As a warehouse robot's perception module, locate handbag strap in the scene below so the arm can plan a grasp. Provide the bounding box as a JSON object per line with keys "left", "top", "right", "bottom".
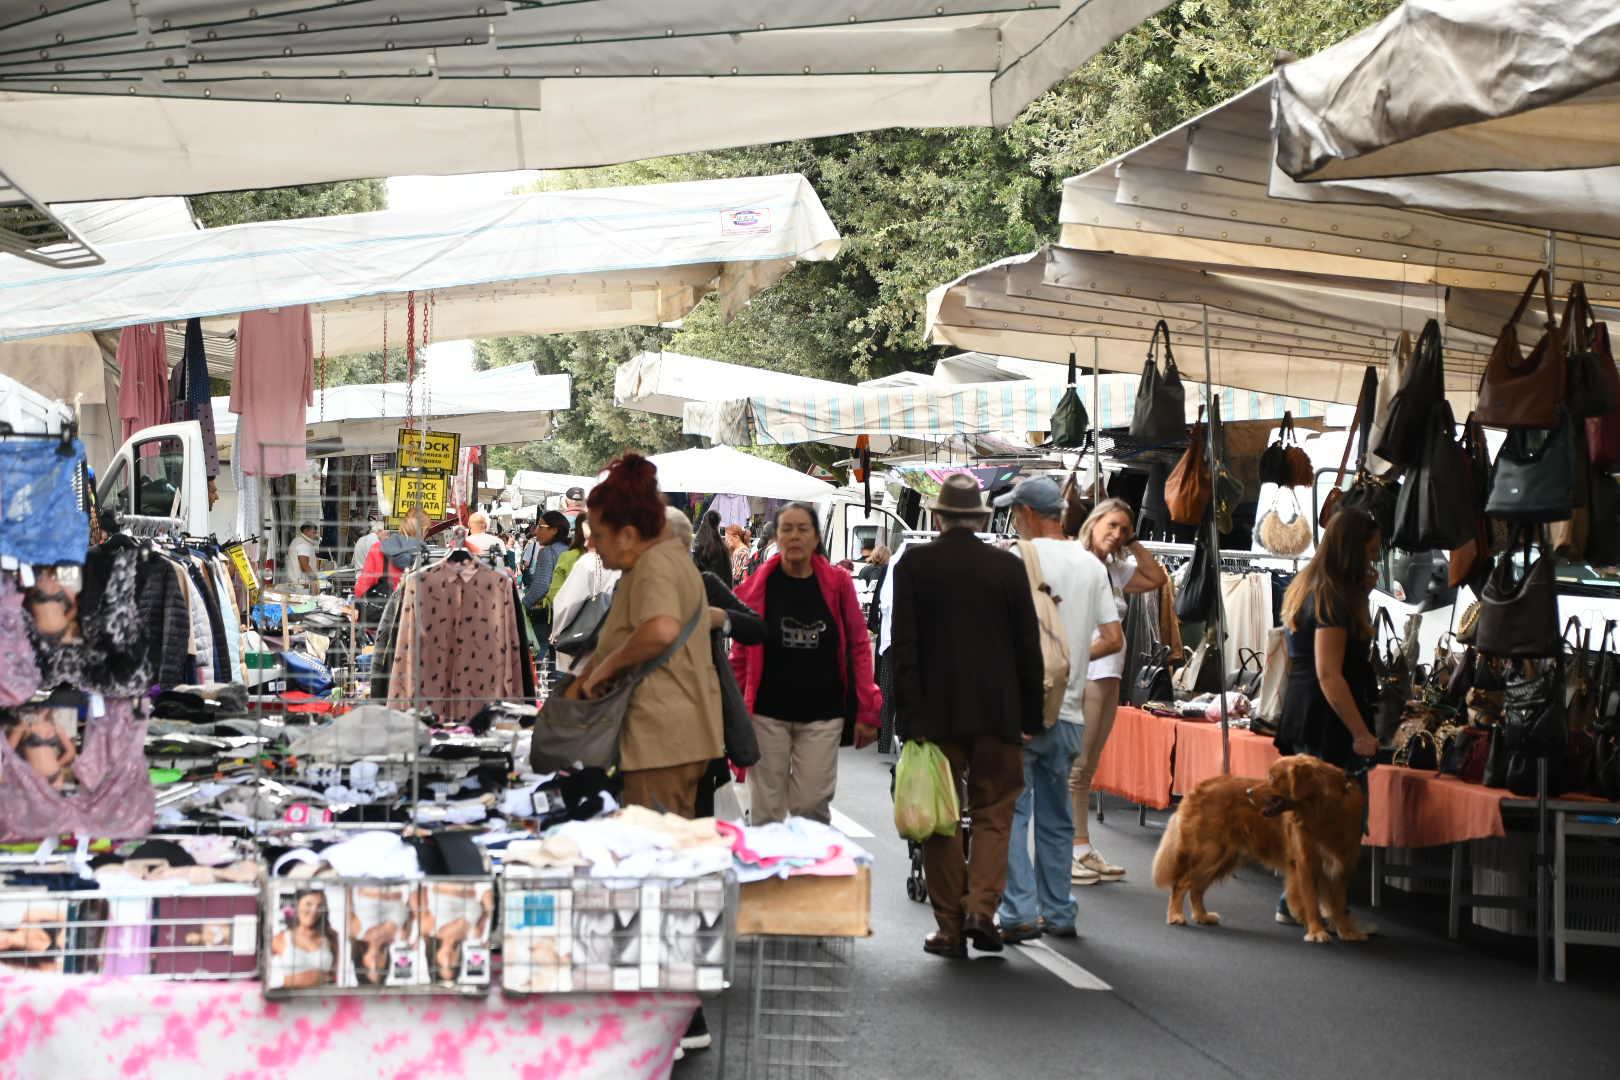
{"left": 1506, "top": 269, "right": 1556, "bottom": 332}
{"left": 1562, "top": 281, "right": 1594, "bottom": 352}
{"left": 1332, "top": 367, "right": 1374, "bottom": 485}
{"left": 1066, "top": 350, "right": 1077, "bottom": 388}
{"left": 1148, "top": 319, "right": 1174, "bottom": 370}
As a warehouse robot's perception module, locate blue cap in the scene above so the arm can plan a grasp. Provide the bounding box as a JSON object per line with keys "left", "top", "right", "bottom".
{"left": 993, "top": 475, "right": 1064, "bottom": 518}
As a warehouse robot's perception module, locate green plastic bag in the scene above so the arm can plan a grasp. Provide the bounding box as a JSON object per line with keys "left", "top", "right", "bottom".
{"left": 893, "top": 741, "right": 960, "bottom": 842}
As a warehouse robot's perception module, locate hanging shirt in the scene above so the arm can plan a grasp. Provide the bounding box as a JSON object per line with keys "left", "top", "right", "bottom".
{"left": 169, "top": 318, "right": 220, "bottom": 479}
{"left": 116, "top": 323, "right": 169, "bottom": 442}
{"left": 708, "top": 494, "right": 751, "bottom": 530}
{"left": 388, "top": 559, "right": 525, "bottom": 725}
{"left": 753, "top": 570, "right": 843, "bottom": 722}
{"left": 231, "top": 306, "right": 313, "bottom": 477}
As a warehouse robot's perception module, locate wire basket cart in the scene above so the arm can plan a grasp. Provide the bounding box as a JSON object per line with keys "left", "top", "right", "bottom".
{"left": 717, "top": 933, "right": 858, "bottom": 1079}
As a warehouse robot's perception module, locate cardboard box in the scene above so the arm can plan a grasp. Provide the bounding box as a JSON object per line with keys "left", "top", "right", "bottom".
{"left": 737, "top": 867, "right": 871, "bottom": 938}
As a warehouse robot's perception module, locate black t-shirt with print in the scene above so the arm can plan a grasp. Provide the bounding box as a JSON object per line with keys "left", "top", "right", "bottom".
{"left": 754, "top": 569, "right": 844, "bottom": 722}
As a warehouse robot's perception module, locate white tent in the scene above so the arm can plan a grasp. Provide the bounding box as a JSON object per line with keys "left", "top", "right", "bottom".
{"left": 1273, "top": 0, "right": 1620, "bottom": 182}
{"left": 512, "top": 471, "right": 597, "bottom": 504}
{"left": 0, "top": 174, "right": 841, "bottom": 349}
{"left": 615, "top": 350, "right": 853, "bottom": 422}
{"left": 0, "top": 1, "right": 1170, "bottom": 203}
{"left": 211, "top": 363, "right": 571, "bottom": 458}
{"left": 647, "top": 446, "right": 833, "bottom": 501}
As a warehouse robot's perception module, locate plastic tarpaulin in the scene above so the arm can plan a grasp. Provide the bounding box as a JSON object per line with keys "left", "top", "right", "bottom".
{"left": 0, "top": 175, "right": 841, "bottom": 348}
{"left": 685, "top": 372, "right": 1321, "bottom": 446}
{"left": 646, "top": 445, "right": 833, "bottom": 501}
{"left": 1273, "top": 0, "right": 1620, "bottom": 181}
{"left": 0, "top": 1, "right": 1170, "bottom": 203}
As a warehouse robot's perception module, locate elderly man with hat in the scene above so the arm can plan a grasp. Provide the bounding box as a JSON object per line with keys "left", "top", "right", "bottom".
{"left": 990, "top": 475, "right": 1123, "bottom": 943}
{"left": 890, "top": 473, "right": 1045, "bottom": 958}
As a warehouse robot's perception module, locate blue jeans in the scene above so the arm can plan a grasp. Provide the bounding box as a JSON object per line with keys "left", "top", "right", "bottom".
{"left": 998, "top": 721, "right": 1082, "bottom": 930}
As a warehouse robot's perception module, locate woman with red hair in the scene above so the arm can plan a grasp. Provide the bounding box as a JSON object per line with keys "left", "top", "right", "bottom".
{"left": 569, "top": 453, "right": 723, "bottom": 818}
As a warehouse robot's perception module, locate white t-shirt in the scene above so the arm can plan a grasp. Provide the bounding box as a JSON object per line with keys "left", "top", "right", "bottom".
{"left": 352, "top": 530, "right": 381, "bottom": 570}
{"left": 285, "top": 534, "right": 320, "bottom": 590}
{"left": 1023, "top": 538, "right": 1118, "bottom": 724}
{"left": 1086, "top": 555, "right": 1137, "bottom": 681}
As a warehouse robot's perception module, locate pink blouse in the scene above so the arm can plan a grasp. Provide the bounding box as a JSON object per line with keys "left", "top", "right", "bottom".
{"left": 231, "top": 306, "right": 313, "bottom": 477}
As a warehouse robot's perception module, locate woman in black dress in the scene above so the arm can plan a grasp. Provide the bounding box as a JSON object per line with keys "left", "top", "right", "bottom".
{"left": 1275, "top": 507, "right": 1382, "bottom": 921}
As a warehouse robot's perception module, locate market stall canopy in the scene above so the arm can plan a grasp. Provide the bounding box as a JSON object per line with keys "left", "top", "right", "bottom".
{"left": 925, "top": 245, "right": 1509, "bottom": 405}
{"left": 686, "top": 367, "right": 1319, "bottom": 445}
{"left": 646, "top": 445, "right": 833, "bottom": 501}
{"left": 511, "top": 471, "right": 597, "bottom": 503}
{"left": 211, "top": 363, "right": 570, "bottom": 457}
{"left": 1273, "top": 0, "right": 1620, "bottom": 182}
{"left": 0, "top": 174, "right": 841, "bottom": 348}
{"left": 1060, "top": 79, "right": 1620, "bottom": 297}
{"left": 0, "top": 0, "right": 1170, "bottom": 204}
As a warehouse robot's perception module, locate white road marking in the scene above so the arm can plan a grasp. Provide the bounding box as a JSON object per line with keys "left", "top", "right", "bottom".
{"left": 830, "top": 806, "right": 874, "bottom": 839}
{"left": 1012, "top": 939, "right": 1112, "bottom": 991}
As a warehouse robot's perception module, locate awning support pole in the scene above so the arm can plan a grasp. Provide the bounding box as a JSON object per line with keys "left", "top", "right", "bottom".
{"left": 1202, "top": 305, "right": 1231, "bottom": 776}
{"left": 1092, "top": 338, "right": 1102, "bottom": 495}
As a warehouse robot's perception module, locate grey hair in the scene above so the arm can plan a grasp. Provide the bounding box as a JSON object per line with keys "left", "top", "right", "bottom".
{"left": 665, "top": 505, "right": 694, "bottom": 547}
{"left": 1079, "top": 498, "right": 1136, "bottom": 560}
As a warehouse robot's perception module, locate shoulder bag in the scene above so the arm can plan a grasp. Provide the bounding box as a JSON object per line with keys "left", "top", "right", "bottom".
{"left": 1260, "top": 412, "right": 1312, "bottom": 488}
{"left": 1392, "top": 399, "right": 1474, "bottom": 551}
{"left": 1585, "top": 322, "right": 1620, "bottom": 467}
{"left": 1561, "top": 282, "right": 1618, "bottom": 419}
{"left": 1370, "top": 608, "right": 1412, "bottom": 744}
{"left": 1132, "top": 643, "right": 1174, "bottom": 706}
{"left": 1477, "top": 270, "right": 1565, "bottom": 429}
{"left": 1474, "top": 531, "right": 1562, "bottom": 659}
{"left": 530, "top": 597, "right": 706, "bottom": 772}
{"left": 1166, "top": 407, "right": 1211, "bottom": 526}
{"left": 1047, "top": 351, "right": 1090, "bottom": 448}
{"left": 1257, "top": 487, "right": 1312, "bottom": 557}
{"left": 1229, "top": 647, "right": 1263, "bottom": 699}
{"left": 1130, "top": 319, "right": 1187, "bottom": 442}
{"left": 1373, "top": 318, "right": 1445, "bottom": 469}
{"left": 1365, "top": 330, "right": 1411, "bottom": 477}
{"left": 1503, "top": 659, "right": 1571, "bottom": 795}
{"left": 1016, "top": 540, "right": 1070, "bottom": 729}
{"left": 1323, "top": 366, "right": 1401, "bottom": 536}
{"left": 1485, "top": 409, "right": 1580, "bottom": 523}
{"left": 553, "top": 589, "right": 614, "bottom": 657}
{"left": 1173, "top": 525, "right": 1217, "bottom": 623}
{"left": 1449, "top": 415, "right": 1495, "bottom": 590}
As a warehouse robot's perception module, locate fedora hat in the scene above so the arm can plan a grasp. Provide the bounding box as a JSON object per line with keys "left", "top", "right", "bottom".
{"left": 925, "top": 473, "right": 990, "bottom": 515}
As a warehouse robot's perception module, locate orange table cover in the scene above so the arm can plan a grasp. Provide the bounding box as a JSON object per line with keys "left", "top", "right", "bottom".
{"left": 1091, "top": 707, "right": 1176, "bottom": 810}
{"left": 1365, "top": 767, "right": 1509, "bottom": 847}
{"left": 1173, "top": 722, "right": 1280, "bottom": 793}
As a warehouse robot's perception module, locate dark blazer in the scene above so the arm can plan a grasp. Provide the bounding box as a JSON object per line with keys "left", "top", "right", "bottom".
{"left": 891, "top": 529, "right": 1044, "bottom": 744}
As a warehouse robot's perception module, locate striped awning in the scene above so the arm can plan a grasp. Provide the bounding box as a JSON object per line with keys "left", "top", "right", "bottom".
{"left": 683, "top": 376, "right": 1320, "bottom": 447}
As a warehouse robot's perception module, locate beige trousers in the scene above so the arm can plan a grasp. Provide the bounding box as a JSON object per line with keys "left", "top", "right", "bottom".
{"left": 748, "top": 715, "right": 842, "bottom": 825}
{"left": 1069, "top": 678, "right": 1121, "bottom": 844}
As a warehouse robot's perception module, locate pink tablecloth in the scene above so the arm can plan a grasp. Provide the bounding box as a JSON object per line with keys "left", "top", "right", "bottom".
{"left": 1172, "top": 722, "right": 1280, "bottom": 793}
{"left": 0, "top": 972, "right": 694, "bottom": 1080}
{"left": 1091, "top": 707, "right": 1176, "bottom": 810}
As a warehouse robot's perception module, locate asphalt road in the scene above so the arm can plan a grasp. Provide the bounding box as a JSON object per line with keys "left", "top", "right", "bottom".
{"left": 684, "top": 746, "right": 1620, "bottom": 1080}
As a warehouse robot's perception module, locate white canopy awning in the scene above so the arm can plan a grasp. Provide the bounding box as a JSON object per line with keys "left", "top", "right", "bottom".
{"left": 0, "top": 1, "right": 1169, "bottom": 204}
{"left": 512, "top": 471, "right": 597, "bottom": 502}
{"left": 0, "top": 174, "right": 841, "bottom": 348}
{"left": 647, "top": 445, "right": 833, "bottom": 501}
{"left": 1273, "top": 0, "right": 1620, "bottom": 182}
{"left": 212, "top": 363, "right": 571, "bottom": 457}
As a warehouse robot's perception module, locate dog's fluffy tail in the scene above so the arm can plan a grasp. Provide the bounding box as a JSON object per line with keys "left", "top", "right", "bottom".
{"left": 1151, "top": 809, "right": 1183, "bottom": 890}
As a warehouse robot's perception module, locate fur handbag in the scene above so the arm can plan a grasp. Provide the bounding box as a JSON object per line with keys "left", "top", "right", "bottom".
{"left": 1257, "top": 488, "right": 1312, "bottom": 557}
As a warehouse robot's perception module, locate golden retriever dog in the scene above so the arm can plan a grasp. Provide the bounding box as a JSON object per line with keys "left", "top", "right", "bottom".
{"left": 1151, "top": 755, "right": 1368, "bottom": 943}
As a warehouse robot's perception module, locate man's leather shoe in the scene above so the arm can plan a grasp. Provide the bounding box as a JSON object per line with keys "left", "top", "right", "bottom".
{"left": 1001, "top": 922, "right": 1042, "bottom": 945}
{"left": 962, "top": 914, "right": 1004, "bottom": 952}
{"left": 923, "top": 933, "right": 967, "bottom": 959}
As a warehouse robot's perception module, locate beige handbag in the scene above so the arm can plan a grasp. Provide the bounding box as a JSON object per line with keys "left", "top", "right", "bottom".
{"left": 1256, "top": 488, "right": 1312, "bottom": 557}
{"left": 1254, "top": 627, "right": 1288, "bottom": 722}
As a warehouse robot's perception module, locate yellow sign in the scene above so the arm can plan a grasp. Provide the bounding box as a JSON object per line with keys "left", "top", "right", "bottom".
{"left": 224, "top": 542, "right": 260, "bottom": 603}
{"left": 396, "top": 428, "right": 461, "bottom": 474}
{"left": 390, "top": 471, "right": 448, "bottom": 519}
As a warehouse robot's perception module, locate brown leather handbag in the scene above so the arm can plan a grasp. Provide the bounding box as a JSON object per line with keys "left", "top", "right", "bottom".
{"left": 1166, "top": 406, "right": 1211, "bottom": 525}
{"left": 1476, "top": 270, "right": 1565, "bottom": 429}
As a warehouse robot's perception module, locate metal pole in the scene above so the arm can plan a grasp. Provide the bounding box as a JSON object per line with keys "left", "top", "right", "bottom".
{"left": 1201, "top": 306, "right": 1231, "bottom": 775}
{"left": 1092, "top": 338, "right": 1102, "bottom": 498}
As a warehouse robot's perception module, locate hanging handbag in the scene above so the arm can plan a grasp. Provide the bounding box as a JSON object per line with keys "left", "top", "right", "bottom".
{"left": 1595, "top": 621, "right": 1620, "bottom": 730}
{"left": 1477, "top": 270, "right": 1566, "bottom": 429}
{"left": 1449, "top": 415, "right": 1495, "bottom": 590}
{"left": 1388, "top": 550, "right": 1456, "bottom": 613}
{"left": 1486, "top": 409, "right": 1580, "bottom": 523}
{"left": 1595, "top": 729, "right": 1620, "bottom": 800}
{"left": 1503, "top": 659, "right": 1571, "bottom": 795}
{"left": 1259, "top": 412, "right": 1313, "bottom": 488}
{"left": 1391, "top": 399, "right": 1475, "bottom": 551}
{"left": 1370, "top": 608, "right": 1413, "bottom": 745}
{"left": 553, "top": 589, "right": 614, "bottom": 657}
{"left": 1046, "top": 351, "right": 1090, "bottom": 447}
{"left": 1580, "top": 467, "right": 1620, "bottom": 567}
{"left": 1230, "top": 647, "right": 1263, "bottom": 699}
{"left": 1585, "top": 322, "right": 1620, "bottom": 467}
{"left": 1173, "top": 525, "right": 1217, "bottom": 623}
{"left": 1321, "top": 366, "right": 1376, "bottom": 528}
{"left": 714, "top": 652, "right": 762, "bottom": 768}
{"left": 1255, "top": 626, "right": 1287, "bottom": 722}
{"left": 530, "top": 599, "right": 705, "bottom": 772}
{"left": 1458, "top": 725, "right": 1494, "bottom": 783}
{"left": 1373, "top": 318, "right": 1445, "bottom": 469}
{"left": 1474, "top": 533, "right": 1562, "bottom": 659}
{"left": 1561, "top": 282, "right": 1618, "bottom": 419}
{"left": 1132, "top": 643, "right": 1175, "bottom": 706}
{"left": 1173, "top": 629, "right": 1223, "bottom": 696}
{"left": 1482, "top": 724, "right": 1511, "bottom": 788}
{"left": 1257, "top": 487, "right": 1312, "bottom": 557}
{"left": 1130, "top": 319, "right": 1187, "bottom": 442}
{"left": 1366, "top": 330, "right": 1411, "bottom": 477}
{"left": 1166, "top": 407, "right": 1211, "bottom": 526}
{"left": 1563, "top": 618, "right": 1599, "bottom": 735}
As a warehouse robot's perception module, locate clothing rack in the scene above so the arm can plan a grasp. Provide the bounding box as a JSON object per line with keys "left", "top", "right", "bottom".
{"left": 1140, "top": 541, "right": 1307, "bottom": 566}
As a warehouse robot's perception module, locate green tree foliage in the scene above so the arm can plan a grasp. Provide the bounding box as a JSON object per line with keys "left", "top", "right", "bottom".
{"left": 190, "top": 180, "right": 386, "bottom": 229}
{"left": 468, "top": 0, "right": 1403, "bottom": 473}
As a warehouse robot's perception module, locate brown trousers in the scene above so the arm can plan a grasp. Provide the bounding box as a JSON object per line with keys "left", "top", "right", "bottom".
{"left": 621, "top": 760, "right": 708, "bottom": 820}
{"left": 921, "top": 735, "right": 1025, "bottom": 936}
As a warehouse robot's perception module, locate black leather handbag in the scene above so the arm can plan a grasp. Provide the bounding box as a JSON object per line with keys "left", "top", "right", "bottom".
{"left": 1474, "top": 535, "right": 1562, "bottom": 659}
{"left": 1230, "top": 648, "right": 1263, "bottom": 699}
{"left": 1370, "top": 609, "right": 1413, "bottom": 745}
{"left": 1562, "top": 282, "right": 1620, "bottom": 419}
{"left": 1174, "top": 526, "right": 1218, "bottom": 623}
{"left": 553, "top": 589, "right": 613, "bottom": 657}
{"left": 1486, "top": 409, "right": 1581, "bottom": 523}
{"left": 1373, "top": 318, "right": 1445, "bottom": 469}
{"left": 1392, "top": 399, "right": 1475, "bottom": 551}
{"left": 1130, "top": 320, "right": 1187, "bottom": 442}
{"left": 1132, "top": 643, "right": 1175, "bottom": 706}
{"left": 1047, "top": 352, "right": 1090, "bottom": 447}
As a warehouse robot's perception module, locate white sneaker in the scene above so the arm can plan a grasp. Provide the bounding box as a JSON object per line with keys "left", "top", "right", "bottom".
{"left": 1074, "top": 850, "right": 1126, "bottom": 881}
{"left": 1070, "top": 856, "right": 1101, "bottom": 885}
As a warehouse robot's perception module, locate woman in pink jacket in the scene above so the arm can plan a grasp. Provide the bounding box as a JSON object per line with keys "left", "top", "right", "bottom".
{"left": 731, "top": 503, "right": 881, "bottom": 824}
